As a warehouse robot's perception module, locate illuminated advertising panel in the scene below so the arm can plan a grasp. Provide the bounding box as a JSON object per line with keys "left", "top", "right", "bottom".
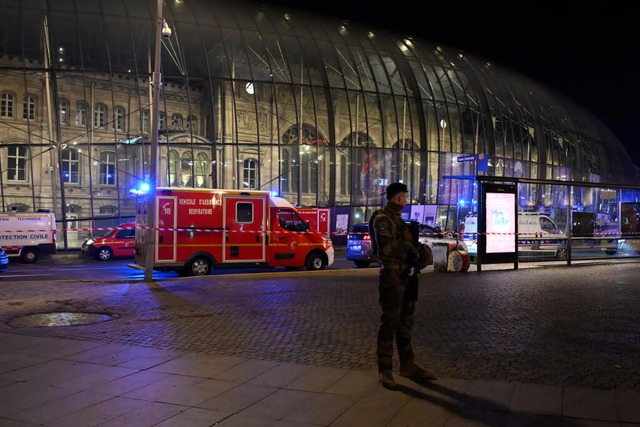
{"left": 479, "top": 183, "right": 517, "bottom": 265}
{"left": 485, "top": 191, "right": 516, "bottom": 253}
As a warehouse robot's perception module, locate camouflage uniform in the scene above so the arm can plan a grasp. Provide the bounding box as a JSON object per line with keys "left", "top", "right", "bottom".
{"left": 370, "top": 200, "right": 421, "bottom": 373}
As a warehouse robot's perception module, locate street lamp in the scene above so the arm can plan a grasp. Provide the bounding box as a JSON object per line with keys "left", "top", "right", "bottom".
{"left": 144, "top": 0, "right": 170, "bottom": 282}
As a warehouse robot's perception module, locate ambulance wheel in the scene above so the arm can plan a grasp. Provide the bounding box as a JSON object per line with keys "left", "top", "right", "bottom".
{"left": 96, "top": 247, "right": 113, "bottom": 261}
{"left": 186, "top": 256, "right": 212, "bottom": 276}
{"left": 20, "top": 247, "right": 39, "bottom": 263}
{"left": 306, "top": 252, "right": 327, "bottom": 271}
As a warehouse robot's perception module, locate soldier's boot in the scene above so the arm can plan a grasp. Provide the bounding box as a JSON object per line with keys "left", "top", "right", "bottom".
{"left": 378, "top": 370, "right": 397, "bottom": 390}
{"left": 399, "top": 362, "right": 436, "bottom": 381}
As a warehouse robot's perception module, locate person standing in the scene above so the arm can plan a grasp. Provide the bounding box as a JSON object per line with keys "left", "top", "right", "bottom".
{"left": 369, "top": 182, "right": 435, "bottom": 389}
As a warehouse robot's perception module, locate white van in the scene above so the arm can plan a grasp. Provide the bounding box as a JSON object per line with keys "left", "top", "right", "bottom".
{"left": 462, "top": 211, "right": 617, "bottom": 260}
{"left": 0, "top": 211, "right": 57, "bottom": 263}
{"left": 517, "top": 212, "right": 568, "bottom": 260}
{"left": 462, "top": 212, "right": 567, "bottom": 260}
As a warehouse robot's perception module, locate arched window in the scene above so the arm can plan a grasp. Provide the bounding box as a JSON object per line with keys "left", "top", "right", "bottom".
{"left": 1, "top": 92, "right": 15, "bottom": 118}
{"left": 75, "top": 102, "right": 86, "bottom": 126}
{"left": 8, "top": 203, "right": 28, "bottom": 212}
{"left": 171, "top": 114, "right": 183, "bottom": 128}
{"left": 23, "top": 95, "right": 36, "bottom": 120}
{"left": 94, "top": 104, "right": 107, "bottom": 128}
{"left": 281, "top": 124, "right": 326, "bottom": 196}
{"left": 180, "top": 151, "right": 193, "bottom": 187}
{"left": 167, "top": 150, "right": 178, "bottom": 186}
{"left": 187, "top": 115, "right": 198, "bottom": 134}
{"left": 114, "top": 106, "right": 125, "bottom": 131}
{"left": 61, "top": 148, "right": 80, "bottom": 184}
{"left": 7, "top": 145, "right": 29, "bottom": 182}
{"left": 302, "top": 154, "right": 309, "bottom": 193}
{"left": 393, "top": 138, "right": 419, "bottom": 197}
{"left": 281, "top": 150, "right": 290, "bottom": 193}
{"left": 159, "top": 111, "right": 166, "bottom": 131}
{"left": 195, "top": 152, "right": 208, "bottom": 188}
{"left": 58, "top": 99, "right": 69, "bottom": 125}
{"left": 140, "top": 110, "right": 150, "bottom": 133}
{"left": 339, "top": 153, "right": 348, "bottom": 195}
{"left": 342, "top": 132, "right": 376, "bottom": 203}
{"left": 243, "top": 158, "right": 257, "bottom": 189}
{"left": 100, "top": 151, "right": 116, "bottom": 185}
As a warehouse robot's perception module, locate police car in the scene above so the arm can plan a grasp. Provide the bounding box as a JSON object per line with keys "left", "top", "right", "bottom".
{"left": 0, "top": 248, "right": 9, "bottom": 272}
{"left": 345, "top": 222, "right": 467, "bottom": 268}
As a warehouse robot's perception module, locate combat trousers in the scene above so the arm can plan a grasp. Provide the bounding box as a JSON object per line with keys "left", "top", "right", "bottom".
{"left": 377, "top": 267, "right": 416, "bottom": 372}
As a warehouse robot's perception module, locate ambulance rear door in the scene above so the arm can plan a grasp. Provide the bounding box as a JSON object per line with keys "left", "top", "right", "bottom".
{"left": 156, "top": 195, "right": 177, "bottom": 262}
{"left": 223, "top": 194, "right": 267, "bottom": 263}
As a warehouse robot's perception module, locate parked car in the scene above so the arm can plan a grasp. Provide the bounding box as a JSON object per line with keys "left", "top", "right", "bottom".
{"left": 346, "top": 222, "right": 467, "bottom": 268}
{"left": 346, "top": 223, "right": 376, "bottom": 268}
{"left": 81, "top": 223, "right": 136, "bottom": 261}
{"left": 0, "top": 248, "right": 9, "bottom": 272}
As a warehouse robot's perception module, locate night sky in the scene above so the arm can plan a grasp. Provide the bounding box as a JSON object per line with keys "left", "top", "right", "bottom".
{"left": 263, "top": 1, "right": 639, "bottom": 168}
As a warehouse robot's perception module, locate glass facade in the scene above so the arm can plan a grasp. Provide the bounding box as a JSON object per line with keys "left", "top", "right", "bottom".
{"left": 0, "top": 0, "right": 638, "bottom": 248}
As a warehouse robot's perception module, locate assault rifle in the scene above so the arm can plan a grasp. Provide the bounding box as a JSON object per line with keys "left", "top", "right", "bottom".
{"left": 406, "top": 220, "right": 422, "bottom": 300}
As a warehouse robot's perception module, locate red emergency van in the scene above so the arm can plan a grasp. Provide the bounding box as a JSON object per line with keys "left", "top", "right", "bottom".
{"left": 134, "top": 188, "right": 335, "bottom": 276}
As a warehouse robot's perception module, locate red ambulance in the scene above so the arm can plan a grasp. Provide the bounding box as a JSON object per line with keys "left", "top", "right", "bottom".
{"left": 134, "top": 187, "right": 334, "bottom": 276}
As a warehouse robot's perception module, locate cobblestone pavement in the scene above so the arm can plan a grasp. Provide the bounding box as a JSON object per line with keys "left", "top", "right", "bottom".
{"left": 1, "top": 261, "right": 639, "bottom": 391}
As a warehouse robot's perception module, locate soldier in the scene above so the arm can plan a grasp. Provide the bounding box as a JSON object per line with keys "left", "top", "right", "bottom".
{"left": 369, "top": 182, "right": 435, "bottom": 389}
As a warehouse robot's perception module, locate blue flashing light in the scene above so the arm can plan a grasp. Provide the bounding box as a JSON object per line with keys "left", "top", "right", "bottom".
{"left": 129, "top": 181, "right": 152, "bottom": 196}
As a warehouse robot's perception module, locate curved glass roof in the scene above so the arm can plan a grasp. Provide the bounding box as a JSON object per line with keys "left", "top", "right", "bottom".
{"left": 0, "top": 0, "right": 637, "bottom": 197}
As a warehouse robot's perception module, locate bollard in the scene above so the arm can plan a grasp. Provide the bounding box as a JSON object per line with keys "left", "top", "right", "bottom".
{"left": 432, "top": 242, "right": 449, "bottom": 272}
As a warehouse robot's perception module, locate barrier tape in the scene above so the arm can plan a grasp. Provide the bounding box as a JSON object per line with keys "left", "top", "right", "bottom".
{"left": 1, "top": 226, "right": 639, "bottom": 237}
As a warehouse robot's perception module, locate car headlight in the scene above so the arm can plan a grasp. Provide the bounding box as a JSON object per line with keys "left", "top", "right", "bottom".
{"left": 85, "top": 238, "right": 95, "bottom": 246}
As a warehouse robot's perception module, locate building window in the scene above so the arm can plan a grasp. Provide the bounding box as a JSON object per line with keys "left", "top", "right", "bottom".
{"left": 7, "top": 145, "right": 28, "bottom": 182}
{"left": 281, "top": 150, "right": 290, "bottom": 193}
{"left": 159, "top": 111, "right": 166, "bottom": 131}
{"left": 99, "top": 205, "right": 117, "bottom": 215}
{"left": 114, "top": 106, "right": 125, "bottom": 131}
{"left": 243, "top": 158, "right": 257, "bottom": 189}
{"left": 195, "top": 152, "right": 208, "bottom": 187}
{"left": 61, "top": 148, "right": 80, "bottom": 184}
{"left": 99, "top": 151, "right": 116, "bottom": 185}
{"left": 94, "top": 104, "right": 107, "bottom": 128}
{"left": 1, "top": 92, "right": 15, "bottom": 118}
{"left": 187, "top": 115, "right": 198, "bottom": 134}
{"left": 281, "top": 125, "right": 325, "bottom": 195}
{"left": 171, "top": 114, "right": 183, "bottom": 128}
{"left": 23, "top": 95, "right": 36, "bottom": 120}
{"left": 141, "top": 110, "right": 150, "bottom": 133}
{"left": 58, "top": 99, "right": 69, "bottom": 125}
{"left": 340, "top": 153, "right": 349, "bottom": 195}
{"left": 180, "top": 151, "right": 193, "bottom": 187}
{"left": 8, "top": 203, "right": 28, "bottom": 212}
{"left": 75, "top": 102, "right": 86, "bottom": 126}
{"left": 167, "top": 150, "right": 178, "bottom": 186}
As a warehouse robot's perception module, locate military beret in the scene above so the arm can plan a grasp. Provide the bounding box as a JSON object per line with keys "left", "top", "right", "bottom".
{"left": 385, "top": 182, "right": 408, "bottom": 200}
